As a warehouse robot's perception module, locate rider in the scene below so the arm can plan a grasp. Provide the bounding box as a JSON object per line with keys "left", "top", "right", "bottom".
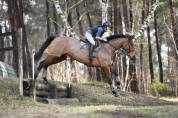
{"left": 85, "top": 21, "right": 112, "bottom": 61}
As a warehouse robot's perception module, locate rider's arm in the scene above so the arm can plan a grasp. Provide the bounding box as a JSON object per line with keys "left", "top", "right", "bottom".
{"left": 96, "top": 27, "right": 107, "bottom": 41}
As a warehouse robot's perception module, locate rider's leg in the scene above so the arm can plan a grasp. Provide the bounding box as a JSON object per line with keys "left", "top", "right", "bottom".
{"left": 85, "top": 32, "right": 95, "bottom": 60}
{"left": 85, "top": 32, "right": 95, "bottom": 45}
{"left": 89, "top": 43, "right": 95, "bottom": 59}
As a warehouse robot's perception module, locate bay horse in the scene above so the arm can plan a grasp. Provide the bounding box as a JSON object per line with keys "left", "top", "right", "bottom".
{"left": 34, "top": 34, "right": 136, "bottom": 97}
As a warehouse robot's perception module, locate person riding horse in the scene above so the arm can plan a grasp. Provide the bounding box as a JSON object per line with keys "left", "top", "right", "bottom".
{"left": 85, "top": 21, "right": 112, "bottom": 61}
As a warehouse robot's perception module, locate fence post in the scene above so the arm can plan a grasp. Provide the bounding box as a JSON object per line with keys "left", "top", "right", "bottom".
{"left": 66, "top": 56, "right": 71, "bottom": 88}
{"left": 32, "top": 49, "right": 36, "bottom": 102}
{"left": 18, "top": 28, "right": 23, "bottom": 96}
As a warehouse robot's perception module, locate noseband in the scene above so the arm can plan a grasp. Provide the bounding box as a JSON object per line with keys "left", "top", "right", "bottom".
{"left": 108, "top": 38, "right": 133, "bottom": 56}
{"left": 117, "top": 42, "right": 132, "bottom": 56}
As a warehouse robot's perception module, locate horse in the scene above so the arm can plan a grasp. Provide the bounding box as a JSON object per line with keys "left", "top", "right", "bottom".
{"left": 34, "top": 34, "right": 136, "bottom": 97}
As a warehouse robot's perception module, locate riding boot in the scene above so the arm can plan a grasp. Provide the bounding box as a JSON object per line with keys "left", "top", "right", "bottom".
{"left": 89, "top": 44, "right": 95, "bottom": 61}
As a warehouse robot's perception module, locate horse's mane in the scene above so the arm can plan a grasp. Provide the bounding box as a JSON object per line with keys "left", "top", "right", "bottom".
{"left": 106, "top": 34, "right": 134, "bottom": 41}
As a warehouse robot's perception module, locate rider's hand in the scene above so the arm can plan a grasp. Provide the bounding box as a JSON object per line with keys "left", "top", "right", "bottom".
{"left": 96, "top": 37, "right": 107, "bottom": 42}
{"left": 102, "top": 38, "right": 107, "bottom": 42}
{"left": 96, "top": 37, "right": 102, "bottom": 40}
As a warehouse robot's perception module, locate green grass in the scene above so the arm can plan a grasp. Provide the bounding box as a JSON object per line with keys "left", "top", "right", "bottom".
{"left": 0, "top": 78, "right": 178, "bottom": 118}
{"left": 133, "top": 106, "right": 178, "bottom": 117}
{"left": 0, "top": 78, "right": 36, "bottom": 110}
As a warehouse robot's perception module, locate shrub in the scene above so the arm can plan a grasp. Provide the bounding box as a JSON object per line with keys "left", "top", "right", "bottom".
{"left": 150, "top": 79, "right": 170, "bottom": 97}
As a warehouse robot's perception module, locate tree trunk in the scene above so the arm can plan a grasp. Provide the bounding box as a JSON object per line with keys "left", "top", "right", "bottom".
{"left": 146, "top": 0, "right": 154, "bottom": 83}
{"left": 168, "top": 0, "right": 178, "bottom": 72}
{"left": 84, "top": 0, "right": 93, "bottom": 27}
{"left": 129, "top": 0, "right": 133, "bottom": 30}
{"left": 139, "top": 0, "right": 146, "bottom": 94}
{"left": 53, "top": 3, "right": 59, "bottom": 34}
{"left": 118, "top": 0, "right": 123, "bottom": 33}
{"left": 154, "top": 11, "right": 163, "bottom": 83}
{"left": 7, "top": 0, "right": 31, "bottom": 78}
{"left": 147, "top": 26, "right": 154, "bottom": 83}
{"left": 75, "top": 0, "right": 83, "bottom": 34}
{"left": 113, "top": 0, "right": 118, "bottom": 33}
{"left": 122, "top": 0, "right": 129, "bottom": 32}
{"left": 7, "top": 0, "right": 19, "bottom": 75}
{"left": 18, "top": 0, "right": 32, "bottom": 78}
{"left": 0, "top": 25, "right": 5, "bottom": 61}
{"left": 46, "top": 0, "right": 50, "bottom": 36}
{"left": 99, "top": 0, "right": 109, "bottom": 23}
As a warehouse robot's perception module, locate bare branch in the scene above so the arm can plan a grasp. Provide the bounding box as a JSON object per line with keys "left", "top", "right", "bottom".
{"left": 53, "top": 0, "right": 75, "bottom": 36}
{"left": 68, "top": 0, "right": 84, "bottom": 12}
{"left": 163, "top": 15, "right": 178, "bottom": 56}
{"left": 72, "top": 11, "right": 87, "bottom": 29}
{"left": 135, "top": 1, "right": 161, "bottom": 39}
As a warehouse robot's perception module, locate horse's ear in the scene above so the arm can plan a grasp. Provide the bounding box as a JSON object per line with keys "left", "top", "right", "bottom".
{"left": 126, "top": 32, "right": 134, "bottom": 39}
{"left": 129, "top": 35, "right": 135, "bottom": 40}
{"left": 130, "top": 33, "right": 134, "bottom": 38}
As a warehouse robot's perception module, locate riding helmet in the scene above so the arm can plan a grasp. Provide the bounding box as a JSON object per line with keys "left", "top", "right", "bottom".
{"left": 102, "top": 21, "right": 112, "bottom": 28}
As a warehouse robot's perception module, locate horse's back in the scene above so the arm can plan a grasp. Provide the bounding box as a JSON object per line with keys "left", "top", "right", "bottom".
{"left": 47, "top": 36, "right": 82, "bottom": 57}
{"left": 47, "top": 36, "right": 68, "bottom": 57}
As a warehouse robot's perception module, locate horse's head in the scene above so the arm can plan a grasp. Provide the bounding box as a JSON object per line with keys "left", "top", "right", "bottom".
{"left": 107, "top": 34, "right": 136, "bottom": 63}
{"left": 121, "top": 36, "right": 136, "bottom": 63}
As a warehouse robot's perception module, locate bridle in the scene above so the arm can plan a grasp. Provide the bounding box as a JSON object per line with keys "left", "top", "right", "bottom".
{"left": 108, "top": 38, "right": 134, "bottom": 57}
{"left": 117, "top": 43, "right": 132, "bottom": 57}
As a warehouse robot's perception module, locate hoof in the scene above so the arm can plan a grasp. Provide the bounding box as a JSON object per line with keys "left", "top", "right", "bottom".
{"left": 111, "top": 90, "right": 120, "bottom": 97}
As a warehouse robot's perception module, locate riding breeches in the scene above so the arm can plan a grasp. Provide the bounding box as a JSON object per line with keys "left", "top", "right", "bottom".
{"left": 85, "top": 32, "right": 95, "bottom": 45}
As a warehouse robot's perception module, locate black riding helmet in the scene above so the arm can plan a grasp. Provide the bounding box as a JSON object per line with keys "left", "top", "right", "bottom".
{"left": 102, "top": 21, "right": 112, "bottom": 28}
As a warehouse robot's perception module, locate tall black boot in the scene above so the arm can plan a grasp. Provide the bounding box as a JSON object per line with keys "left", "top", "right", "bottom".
{"left": 89, "top": 44, "right": 95, "bottom": 61}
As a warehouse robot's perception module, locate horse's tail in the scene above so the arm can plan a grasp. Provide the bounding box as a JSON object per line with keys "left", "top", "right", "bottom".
{"left": 34, "top": 35, "right": 56, "bottom": 61}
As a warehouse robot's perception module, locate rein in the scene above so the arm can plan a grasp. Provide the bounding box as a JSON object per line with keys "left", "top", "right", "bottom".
{"left": 108, "top": 41, "right": 118, "bottom": 50}
{"left": 108, "top": 38, "right": 132, "bottom": 52}
{"left": 107, "top": 37, "right": 134, "bottom": 58}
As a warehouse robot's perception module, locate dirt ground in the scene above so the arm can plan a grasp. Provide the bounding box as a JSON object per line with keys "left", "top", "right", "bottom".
{"left": 1, "top": 102, "right": 178, "bottom": 118}
{"left": 0, "top": 79, "right": 178, "bottom": 118}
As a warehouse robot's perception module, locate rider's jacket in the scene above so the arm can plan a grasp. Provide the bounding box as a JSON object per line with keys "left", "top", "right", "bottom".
{"left": 87, "top": 26, "right": 106, "bottom": 37}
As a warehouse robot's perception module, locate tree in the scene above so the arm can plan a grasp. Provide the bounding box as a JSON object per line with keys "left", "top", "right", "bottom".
{"left": 154, "top": 10, "right": 163, "bottom": 83}
{"left": 0, "top": 25, "right": 5, "bottom": 61}
{"left": 168, "top": 0, "right": 178, "bottom": 69}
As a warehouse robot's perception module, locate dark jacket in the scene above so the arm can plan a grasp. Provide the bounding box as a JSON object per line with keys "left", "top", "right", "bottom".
{"left": 87, "top": 26, "right": 106, "bottom": 37}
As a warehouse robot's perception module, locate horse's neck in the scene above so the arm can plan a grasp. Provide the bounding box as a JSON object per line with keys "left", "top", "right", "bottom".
{"left": 109, "top": 38, "right": 126, "bottom": 49}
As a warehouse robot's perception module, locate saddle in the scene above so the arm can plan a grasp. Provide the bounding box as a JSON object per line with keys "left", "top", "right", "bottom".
{"left": 79, "top": 34, "right": 105, "bottom": 49}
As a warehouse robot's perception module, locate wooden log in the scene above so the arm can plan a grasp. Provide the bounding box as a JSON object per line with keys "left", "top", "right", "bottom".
{"left": 67, "top": 85, "right": 72, "bottom": 98}
{"left": 56, "top": 91, "right": 68, "bottom": 98}
{"left": 56, "top": 85, "right": 67, "bottom": 92}
{"left": 36, "top": 83, "right": 50, "bottom": 91}
{"left": 36, "top": 90, "right": 49, "bottom": 97}
{"left": 23, "top": 79, "right": 32, "bottom": 96}
{"left": 47, "top": 98, "right": 79, "bottom": 104}
{"left": 36, "top": 97, "right": 48, "bottom": 104}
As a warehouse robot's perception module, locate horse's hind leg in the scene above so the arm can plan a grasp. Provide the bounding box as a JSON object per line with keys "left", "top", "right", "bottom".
{"left": 36, "top": 55, "right": 67, "bottom": 83}
{"left": 102, "top": 66, "right": 120, "bottom": 97}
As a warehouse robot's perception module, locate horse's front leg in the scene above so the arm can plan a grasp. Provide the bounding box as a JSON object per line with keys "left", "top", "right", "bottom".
{"left": 102, "top": 66, "right": 120, "bottom": 97}
{"left": 42, "top": 68, "right": 48, "bottom": 84}
{"left": 34, "top": 60, "right": 48, "bottom": 84}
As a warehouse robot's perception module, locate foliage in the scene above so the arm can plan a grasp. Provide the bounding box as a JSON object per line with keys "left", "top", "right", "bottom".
{"left": 0, "top": 78, "right": 34, "bottom": 110}
{"left": 150, "top": 79, "right": 170, "bottom": 97}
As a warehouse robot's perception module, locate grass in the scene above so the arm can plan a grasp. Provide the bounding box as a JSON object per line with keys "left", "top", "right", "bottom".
{"left": 0, "top": 78, "right": 178, "bottom": 118}
{"left": 133, "top": 106, "right": 178, "bottom": 117}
